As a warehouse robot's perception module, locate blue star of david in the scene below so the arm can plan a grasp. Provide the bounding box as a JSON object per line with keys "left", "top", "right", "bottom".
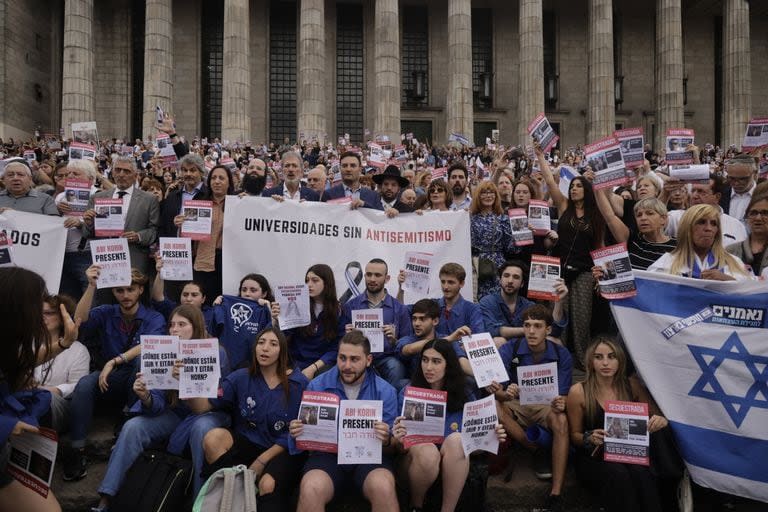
{"left": 688, "top": 332, "right": 768, "bottom": 428}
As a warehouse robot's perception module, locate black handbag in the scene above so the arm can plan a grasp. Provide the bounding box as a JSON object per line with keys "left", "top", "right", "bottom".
{"left": 477, "top": 258, "right": 497, "bottom": 282}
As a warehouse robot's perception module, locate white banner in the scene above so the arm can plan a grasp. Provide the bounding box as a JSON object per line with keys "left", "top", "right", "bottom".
{"left": 222, "top": 197, "right": 472, "bottom": 301}
{"left": 0, "top": 210, "right": 67, "bottom": 294}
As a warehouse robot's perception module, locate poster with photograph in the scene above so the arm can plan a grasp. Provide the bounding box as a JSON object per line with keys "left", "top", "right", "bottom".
{"left": 460, "top": 395, "right": 499, "bottom": 456}
{"left": 62, "top": 179, "right": 91, "bottom": 217}
{"left": 71, "top": 121, "right": 99, "bottom": 146}
{"left": 585, "top": 136, "right": 628, "bottom": 190}
{"left": 90, "top": 238, "right": 131, "bottom": 289}
{"left": 158, "top": 237, "right": 193, "bottom": 281}
{"left": 527, "top": 113, "right": 559, "bottom": 153}
{"left": 463, "top": 333, "right": 509, "bottom": 388}
{"left": 180, "top": 200, "right": 213, "bottom": 241}
{"left": 741, "top": 117, "right": 768, "bottom": 150}
{"left": 351, "top": 309, "right": 384, "bottom": 353}
{"left": 603, "top": 401, "right": 650, "bottom": 466}
{"left": 275, "top": 284, "right": 311, "bottom": 330}
{"left": 220, "top": 157, "right": 237, "bottom": 174}
{"left": 0, "top": 232, "right": 13, "bottom": 267}
{"left": 401, "top": 386, "right": 448, "bottom": 448}
{"left": 665, "top": 129, "right": 695, "bottom": 164}
{"left": 93, "top": 198, "right": 124, "bottom": 236}
{"left": 23, "top": 150, "right": 36, "bottom": 163}
{"left": 7, "top": 427, "right": 58, "bottom": 498}
{"left": 517, "top": 362, "right": 559, "bottom": 405}
{"left": 179, "top": 338, "right": 221, "bottom": 399}
{"left": 614, "top": 128, "right": 645, "bottom": 169}
{"left": 527, "top": 200, "right": 551, "bottom": 235}
{"left": 68, "top": 141, "right": 97, "bottom": 161}
{"left": 140, "top": 335, "right": 180, "bottom": 390}
{"left": 508, "top": 208, "right": 534, "bottom": 246}
{"left": 402, "top": 251, "right": 433, "bottom": 296}
{"left": 527, "top": 255, "right": 561, "bottom": 301}
{"left": 668, "top": 164, "right": 710, "bottom": 184}
{"left": 338, "top": 400, "right": 383, "bottom": 465}
{"left": 296, "top": 391, "right": 340, "bottom": 453}
{"left": 590, "top": 243, "right": 637, "bottom": 299}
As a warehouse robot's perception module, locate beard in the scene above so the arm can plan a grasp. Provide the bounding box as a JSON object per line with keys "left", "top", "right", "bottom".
{"left": 242, "top": 173, "right": 267, "bottom": 195}
{"left": 452, "top": 184, "right": 464, "bottom": 196}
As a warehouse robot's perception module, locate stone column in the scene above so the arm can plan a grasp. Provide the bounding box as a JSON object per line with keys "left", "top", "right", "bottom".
{"left": 297, "top": 0, "right": 326, "bottom": 143}
{"left": 61, "top": 0, "right": 94, "bottom": 138}
{"left": 587, "top": 0, "right": 615, "bottom": 142}
{"left": 722, "top": 0, "right": 751, "bottom": 148}
{"left": 654, "top": 0, "right": 684, "bottom": 151}
{"left": 142, "top": 0, "right": 173, "bottom": 140}
{"left": 518, "top": 0, "right": 544, "bottom": 146}
{"left": 446, "top": 0, "right": 473, "bottom": 144}
{"left": 221, "top": 0, "right": 250, "bottom": 143}
{"left": 373, "top": 0, "right": 401, "bottom": 144}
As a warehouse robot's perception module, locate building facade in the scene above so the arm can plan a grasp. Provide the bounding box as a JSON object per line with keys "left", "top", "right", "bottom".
{"left": 0, "top": 0, "right": 766, "bottom": 150}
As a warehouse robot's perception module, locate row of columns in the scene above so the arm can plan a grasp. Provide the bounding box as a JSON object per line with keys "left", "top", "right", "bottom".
{"left": 60, "top": 0, "right": 753, "bottom": 147}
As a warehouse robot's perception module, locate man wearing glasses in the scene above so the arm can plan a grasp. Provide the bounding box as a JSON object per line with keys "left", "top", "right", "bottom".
{"left": 719, "top": 155, "right": 758, "bottom": 221}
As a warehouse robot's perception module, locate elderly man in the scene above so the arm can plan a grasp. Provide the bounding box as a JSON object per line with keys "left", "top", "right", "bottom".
{"left": 306, "top": 165, "right": 327, "bottom": 198}
{"left": 720, "top": 155, "right": 758, "bottom": 221}
{"left": 0, "top": 160, "right": 59, "bottom": 215}
{"left": 160, "top": 153, "right": 208, "bottom": 237}
{"left": 82, "top": 156, "right": 159, "bottom": 275}
{"left": 261, "top": 151, "right": 319, "bottom": 201}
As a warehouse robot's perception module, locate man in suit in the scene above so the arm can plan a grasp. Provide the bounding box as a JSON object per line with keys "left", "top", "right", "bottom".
{"left": 261, "top": 151, "right": 319, "bottom": 201}
{"left": 159, "top": 153, "right": 208, "bottom": 237}
{"left": 82, "top": 156, "right": 159, "bottom": 276}
{"left": 718, "top": 154, "right": 758, "bottom": 221}
{"left": 321, "top": 151, "right": 383, "bottom": 210}
{"left": 372, "top": 165, "right": 413, "bottom": 215}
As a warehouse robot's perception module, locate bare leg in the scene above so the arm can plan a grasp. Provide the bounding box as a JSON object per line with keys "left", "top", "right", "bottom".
{"left": 296, "top": 469, "right": 334, "bottom": 512}
{"left": 401, "top": 444, "right": 440, "bottom": 507}
{"left": 202, "top": 428, "right": 234, "bottom": 463}
{"left": 439, "top": 433, "right": 470, "bottom": 512}
{"left": 0, "top": 480, "right": 61, "bottom": 512}
{"left": 362, "top": 467, "right": 398, "bottom": 512}
{"left": 546, "top": 410, "right": 569, "bottom": 496}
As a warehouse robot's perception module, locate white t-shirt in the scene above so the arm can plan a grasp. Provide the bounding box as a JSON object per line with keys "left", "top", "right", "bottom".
{"left": 665, "top": 207, "right": 747, "bottom": 245}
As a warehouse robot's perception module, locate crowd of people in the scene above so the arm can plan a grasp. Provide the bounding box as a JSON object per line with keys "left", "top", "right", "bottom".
{"left": 0, "top": 117, "right": 766, "bottom": 512}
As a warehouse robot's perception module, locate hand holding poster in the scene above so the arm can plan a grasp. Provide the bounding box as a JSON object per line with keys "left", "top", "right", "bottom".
{"left": 140, "top": 335, "right": 180, "bottom": 390}
{"left": 463, "top": 333, "right": 509, "bottom": 387}
{"left": 665, "top": 129, "right": 695, "bottom": 164}
{"left": 180, "top": 200, "right": 213, "bottom": 241}
{"left": 517, "top": 362, "right": 559, "bottom": 405}
{"left": 528, "top": 255, "right": 561, "bottom": 301}
{"left": 401, "top": 386, "right": 447, "bottom": 448}
{"left": 508, "top": 208, "right": 534, "bottom": 246}
{"left": 590, "top": 243, "right": 637, "bottom": 299}
{"left": 158, "top": 237, "right": 193, "bottom": 281}
{"left": 461, "top": 395, "right": 499, "bottom": 456}
{"left": 276, "top": 284, "right": 311, "bottom": 330}
{"left": 527, "top": 200, "right": 551, "bottom": 235}
{"left": 603, "top": 401, "right": 649, "bottom": 466}
{"left": 90, "top": 238, "right": 131, "bottom": 289}
{"left": 338, "top": 400, "right": 383, "bottom": 465}
{"left": 527, "top": 113, "right": 559, "bottom": 153}
{"left": 63, "top": 179, "right": 91, "bottom": 216}
{"left": 179, "top": 338, "right": 221, "bottom": 399}
{"left": 668, "top": 164, "right": 710, "bottom": 184}
{"left": 351, "top": 309, "right": 384, "bottom": 353}
{"left": 7, "top": 427, "right": 58, "bottom": 498}
{"left": 296, "top": 391, "right": 340, "bottom": 453}
{"left": 614, "top": 128, "right": 645, "bottom": 169}
{"left": 402, "top": 251, "right": 433, "bottom": 295}
{"left": 584, "top": 136, "right": 628, "bottom": 190}
{"left": 94, "top": 198, "right": 125, "bottom": 237}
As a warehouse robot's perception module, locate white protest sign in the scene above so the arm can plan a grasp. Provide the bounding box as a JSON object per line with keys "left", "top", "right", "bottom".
{"left": 296, "top": 391, "right": 340, "bottom": 453}
{"left": 180, "top": 200, "right": 213, "bottom": 241}
{"left": 179, "top": 338, "right": 221, "bottom": 399}
{"left": 402, "top": 251, "right": 433, "bottom": 296}
{"left": 94, "top": 198, "right": 125, "bottom": 237}
{"left": 527, "top": 200, "right": 551, "bottom": 235}
{"left": 338, "top": 400, "right": 383, "bottom": 465}
{"left": 614, "top": 128, "right": 645, "bottom": 169}
{"left": 668, "top": 164, "right": 710, "bottom": 184}
{"left": 222, "top": 198, "right": 472, "bottom": 301}
{"left": 461, "top": 395, "right": 499, "bottom": 456}
{"left": 63, "top": 179, "right": 91, "bottom": 217}
{"left": 275, "top": 284, "right": 311, "bottom": 330}
{"left": 527, "top": 113, "right": 559, "bottom": 153}
{"left": 401, "top": 386, "right": 447, "bottom": 448}
{"left": 528, "top": 255, "right": 561, "bottom": 301}
{"left": 352, "top": 309, "right": 384, "bottom": 353}
{"left": 90, "top": 238, "right": 131, "bottom": 289}
{"left": 508, "top": 208, "right": 533, "bottom": 246}
{"left": 590, "top": 243, "right": 637, "bottom": 299}
{"left": 604, "top": 401, "right": 650, "bottom": 466}
{"left": 517, "top": 362, "right": 559, "bottom": 405}
{"left": 140, "top": 335, "right": 179, "bottom": 390}
{"left": 68, "top": 141, "right": 96, "bottom": 161}
{"left": 665, "top": 129, "right": 695, "bottom": 164}
{"left": 158, "top": 237, "right": 193, "bottom": 281}
{"left": 585, "top": 136, "right": 628, "bottom": 190}
{"left": 7, "top": 427, "right": 58, "bottom": 498}
{"left": 463, "top": 333, "right": 509, "bottom": 388}
{"left": 0, "top": 232, "right": 13, "bottom": 267}
{"left": 71, "top": 121, "right": 99, "bottom": 146}
{"left": 742, "top": 117, "right": 768, "bottom": 150}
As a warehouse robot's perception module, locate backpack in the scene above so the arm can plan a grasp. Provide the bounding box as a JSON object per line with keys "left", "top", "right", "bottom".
{"left": 110, "top": 450, "right": 193, "bottom": 512}
{"left": 192, "top": 465, "right": 258, "bottom": 512}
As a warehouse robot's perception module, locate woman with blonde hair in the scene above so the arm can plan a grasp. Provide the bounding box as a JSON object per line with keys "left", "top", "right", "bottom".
{"left": 648, "top": 204, "right": 750, "bottom": 280}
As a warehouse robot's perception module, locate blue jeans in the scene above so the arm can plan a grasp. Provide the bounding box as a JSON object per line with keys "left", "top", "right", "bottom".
{"left": 59, "top": 250, "right": 91, "bottom": 301}
{"left": 373, "top": 355, "right": 407, "bottom": 390}
{"left": 68, "top": 363, "right": 138, "bottom": 447}
{"left": 98, "top": 410, "right": 181, "bottom": 497}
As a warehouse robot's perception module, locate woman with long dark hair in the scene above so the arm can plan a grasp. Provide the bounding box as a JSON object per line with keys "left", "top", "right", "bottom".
{"left": 189, "top": 327, "right": 308, "bottom": 512}
{"left": 271, "top": 264, "right": 344, "bottom": 380}
{"left": 392, "top": 339, "right": 506, "bottom": 512}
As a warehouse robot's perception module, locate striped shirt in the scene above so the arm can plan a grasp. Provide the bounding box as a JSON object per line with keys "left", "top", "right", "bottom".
{"left": 629, "top": 234, "right": 677, "bottom": 270}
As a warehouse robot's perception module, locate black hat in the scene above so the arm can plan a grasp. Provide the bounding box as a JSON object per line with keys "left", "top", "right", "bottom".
{"left": 372, "top": 165, "right": 409, "bottom": 187}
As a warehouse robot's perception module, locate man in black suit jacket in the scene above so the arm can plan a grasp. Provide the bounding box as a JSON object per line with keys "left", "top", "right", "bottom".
{"left": 159, "top": 154, "right": 208, "bottom": 237}
{"left": 261, "top": 151, "right": 319, "bottom": 202}
{"left": 718, "top": 155, "right": 758, "bottom": 221}
{"left": 373, "top": 165, "right": 413, "bottom": 216}
{"left": 321, "top": 151, "right": 382, "bottom": 210}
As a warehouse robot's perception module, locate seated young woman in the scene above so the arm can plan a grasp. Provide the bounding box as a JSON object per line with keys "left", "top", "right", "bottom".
{"left": 188, "top": 327, "right": 308, "bottom": 512}
{"left": 392, "top": 339, "right": 506, "bottom": 512}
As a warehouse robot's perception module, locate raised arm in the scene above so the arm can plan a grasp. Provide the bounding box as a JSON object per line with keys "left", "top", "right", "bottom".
{"left": 534, "top": 142, "right": 568, "bottom": 214}
{"left": 594, "top": 188, "right": 630, "bottom": 243}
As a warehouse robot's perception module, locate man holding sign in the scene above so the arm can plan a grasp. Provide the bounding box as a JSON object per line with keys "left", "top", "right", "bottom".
{"left": 289, "top": 331, "right": 398, "bottom": 512}
{"left": 487, "top": 305, "right": 573, "bottom": 512}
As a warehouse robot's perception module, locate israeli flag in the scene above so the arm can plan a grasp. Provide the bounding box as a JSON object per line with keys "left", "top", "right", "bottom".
{"left": 448, "top": 132, "right": 470, "bottom": 147}
{"left": 611, "top": 271, "right": 768, "bottom": 503}
{"left": 558, "top": 165, "right": 578, "bottom": 197}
